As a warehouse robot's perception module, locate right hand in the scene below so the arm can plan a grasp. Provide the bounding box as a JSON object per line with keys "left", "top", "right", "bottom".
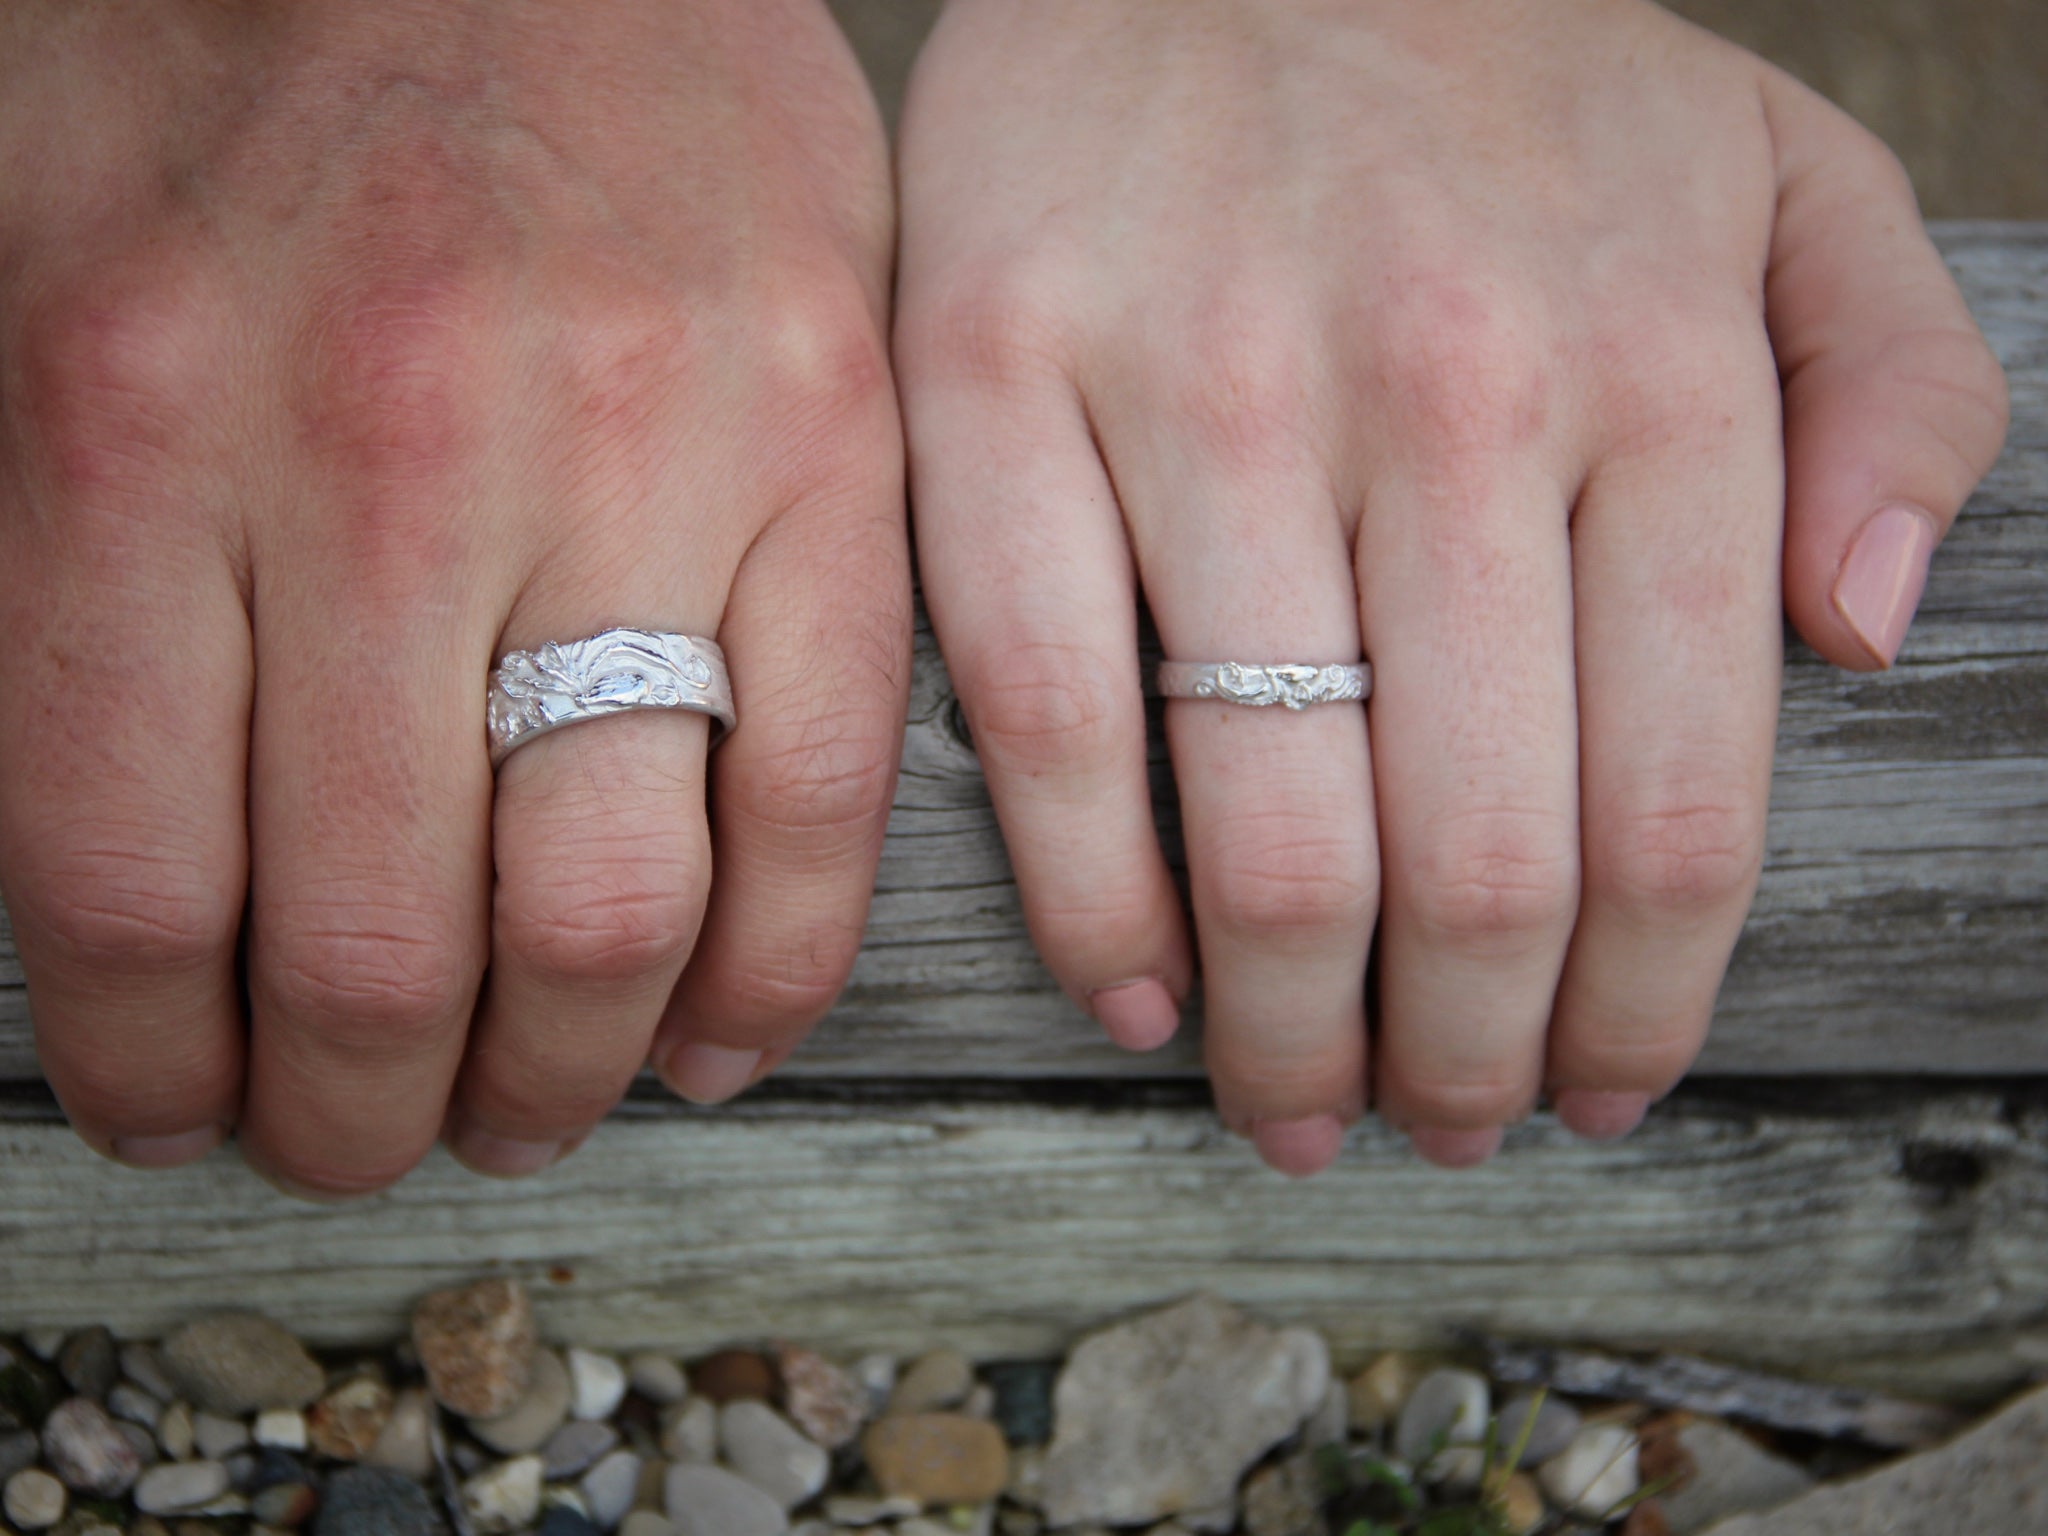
{"left": 0, "top": 0, "right": 909, "bottom": 1194}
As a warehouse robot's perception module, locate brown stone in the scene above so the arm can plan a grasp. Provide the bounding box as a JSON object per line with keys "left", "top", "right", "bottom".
{"left": 307, "top": 1376, "right": 394, "bottom": 1461}
{"left": 689, "top": 1350, "right": 774, "bottom": 1405}
{"left": 777, "top": 1345, "right": 868, "bottom": 1450}
{"left": 1635, "top": 1412, "right": 1697, "bottom": 1494}
{"left": 1619, "top": 1499, "right": 1672, "bottom": 1536}
{"left": 863, "top": 1413, "right": 1009, "bottom": 1505}
{"left": 1492, "top": 1471, "right": 1547, "bottom": 1536}
{"left": 411, "top": 1279, "right": 536, "bottom": 1418}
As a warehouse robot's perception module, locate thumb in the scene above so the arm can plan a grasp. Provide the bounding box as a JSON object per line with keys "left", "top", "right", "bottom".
{"left": 1763, "top": 68, "right": 2009, "bottom": 671}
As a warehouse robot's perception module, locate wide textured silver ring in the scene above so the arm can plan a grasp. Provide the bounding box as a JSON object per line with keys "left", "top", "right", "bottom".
{"left": 1155, "top": 660, "right": 1372, "bottom": 710}
{"left": 487, "top": 628, "right": 735, "bottom": 768}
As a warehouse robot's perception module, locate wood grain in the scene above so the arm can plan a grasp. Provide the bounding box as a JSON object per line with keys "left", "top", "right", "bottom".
{"left": 1, "top": 1080, "right": 2044, "bottom": 1402}
{"left": 0, "top": 225, "right": 2043, "bottom": 1081}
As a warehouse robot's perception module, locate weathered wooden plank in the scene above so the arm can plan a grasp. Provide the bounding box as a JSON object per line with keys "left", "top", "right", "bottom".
{"left": 0, "top": 224, "right": 2043, "bottom": 1080}
{"left": 0, "top": 1080, "right": 2043, "bottom": 1403}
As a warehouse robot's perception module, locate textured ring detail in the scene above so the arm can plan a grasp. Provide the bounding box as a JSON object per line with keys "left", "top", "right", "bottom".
{"left": 1155, "top": 660, "right": 1371, "bottom": 710}
{"left": 488, "top": 628, "right": 734, "bottom": 767}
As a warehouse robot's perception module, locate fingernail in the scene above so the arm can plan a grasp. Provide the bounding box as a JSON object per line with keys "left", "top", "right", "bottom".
{"left": 1832, "top": 503, "right": 1936, "bottom": 668}
{"left": 1554, "top": 1089, "right": 1651, "bottom": 1142}
{"left": 1089, "top": 977, "right": 1181, "bottom": 1052}
{"left": 1409, "top": 1125, "right": 1503, "bottom": 1168}
{"left": 1251, "top": 1115, "right": 1346, "bottom": 1178}
{"left": 661, "top": 1041, "right": 763, "bottom": 1104}
{"left": 448, "top": 1124, "right": 565, "bottom": 1179}
{"left": 109, "top": 1125, "right": 225, "bottom": 1169}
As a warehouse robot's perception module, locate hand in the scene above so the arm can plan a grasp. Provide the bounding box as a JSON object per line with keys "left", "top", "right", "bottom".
{"left": 894, "top": 0, "right": 2007, "bottom": 1172}
{"left": 0, "top": 0, "right": 908, "bottom": 1193}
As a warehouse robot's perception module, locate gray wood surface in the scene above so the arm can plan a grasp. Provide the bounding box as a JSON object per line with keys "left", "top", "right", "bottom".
{"left": 0, "top": 224, "right": 2043, "bottom": 1081}
{"left": 1, "top": 1080, "right": 2044, "bottom": 1403}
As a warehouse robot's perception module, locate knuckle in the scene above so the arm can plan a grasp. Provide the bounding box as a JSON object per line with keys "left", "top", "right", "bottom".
{"left": 1206, "top": 826, "right": 1376, "bottom": 949}
{"left": 738, "top": 717, "right": 900, "bottom": 847}
{"left": 1562, "top": 1028, "right": 1703, "bottom": 1096}
{"left": 498, "top": 861, "right": 703, "bottom": 989}
{"left": 897, "top": 263, "right": 1072, "bottom": 387}
{"left": 22, "top": 844, "right": 237, "bottom": 977}
{"left": 963, "top": 640, "right": 1131, "bottom": 775}
{"left": 1169, "top": 297, "right": 1317, "bottom": 468}
{"left": 1397, "top": 1070, "right": 1535, "bottom": 1130}
{"left": 1592, "top": 791, "right": 1762, "bottom": 919}
{"left": 262, "top": 909, "right": 474, "bottom": 1057}
{"left": 1376, "top": 276, "right": 1553, "bottom": 458}
{"left": 718, "top": 920, "right": 866, "bottom": 1030}
{"left": 15, "top": 256, "right": 223, "bottom": 503}
{"left": 44, "top": 1042, "right": 233, "bottom": 1139}
{"left": 1405, "top": 810, "right": 1578, "bottom": 947}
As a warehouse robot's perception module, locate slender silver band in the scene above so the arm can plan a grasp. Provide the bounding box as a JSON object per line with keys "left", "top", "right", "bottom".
{"left": 488, "top": 628, "right": 735, "bottom": 767}
{"left": 1155, "top": 660, "right": 1371, "bottom": 710}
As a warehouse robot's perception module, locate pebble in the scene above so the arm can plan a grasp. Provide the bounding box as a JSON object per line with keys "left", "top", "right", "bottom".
{"left": 309, "top": 1376, "right": 395, "bottom": 1461}
{"left": 1039, "top": 1297, "right": 1326, "bottom": 1527}
{"left": 660, "top": 1398, "right": 718, "bottom": 1464}
{"left": 851, "top": 1356, "right": 897, "bottom": 1414}
{"left": 821, "top": 1495, "right": 921, "bottom": 1526}
{"left": 580, "top": 1447, "right": 643, "bottom": 1529}
{"left": 22, "top": 1330, "right": 66, "bottom": 1363}
{"left": 0, "top": 1428, "right": 40, "bottom": 1481}
{"left": 192, "top": 1411, "right": 250, "bottom": 1461}
{"left": 254, "top": 1409, "right": 308, "bottom": 1451}
{"left": 545, "top": 1419, "right": 621, "bottom": 1479}
{"left": 105, "top": 1383, "right": 161, "bottom": 1430}
{"left": 1346, "top": 1353, "right": 1426, "bottom": 1434}
{"left": 1657, "top": 1418, "right": 1814, "bottom": 1534}
{"left": 251, "top": 1481, "right": 319, "bottom": 1527}
{"left": 620, "top": 1514, "right": 677, "bottom": 1536}
{"left": 889, "top": 1351, "right": 973, "bottom": 1417}
{"left": 364, "top": 1388, "right": 435, "bottom": 1479}
{"left": 119, "top": 1345, "right": 179, "bottom": 1406}
{"left": 1303, "top": 1381, "right": 1348, "bottom": 1450}
{"left": 863, "top": 1414, "right": 1009, "bottom": 1506}
{"left": 4, "top": 1468, "right": 66, "bottom": 1530}
{"left": 690, "top": 1352, "right": 775, "bottom": 1406}
{"left": 1493, "top": 1471, "right": 1548, "bottom": 1536}
{"left": 314, "top": 1465, "right": 445, "bottom": 1536}
{"left": 57, "top": 1330, "right": 118, "bottom": 1402}
{"left": 1498, "top": 1390, "right": 1582, "bottom": 1467}
{"left": 462, "top": 1453, "right": 545, "bottom": 1534}
{"left": 40, "top": 1397, "right": 142, "bottom": 1497}
{"left": 160, "top": 1317, "right": 323, "bottom": 1416}
{"left": 627, "top": 1355, "right": 689, "bottom": 1408}
{"left": 1425, "top": 1445, "right": 1487, "bottom": 1494}
{"left": 1393, "top": 1369, "right": 1491, "bottom": 1464}
{"left": 155, "top": 1403, "right": 194, "bottom": 1461}
{"left": 1540, "top": 1423, "right": 1641, "bottom": 1518}
{"left": 980, "top": 1363, "right": 1055, "bottom": 1448}
{"left": 471, "top": 1348, "right": 571, "bottom": 1455}
{"left": 1241, "top": 1456, "right": 1325, "bottom": 1536}
{"left": 117, "top": 1418, "right": 161, "bottom": 1467}
{"left": 568, "top": 1351, "right": 629, "bottom": 1423}
{"left": 775, "top": 1347, "right": 867, "bottom": 1452}
{"left": 133, "top": 1460, "right": 231, "bottom": 1516}
{"left": 412, "top": 1279, "right": 537, "bottom": 1419}
{"left": 540, "top": 1507, "right": 602, "bottom": 1536}
{"left": 718, "top": 1401, "right": 829, "bottom": 1512}
{"left": 663, "top": 1464, "right": 789, "bottom": 1536}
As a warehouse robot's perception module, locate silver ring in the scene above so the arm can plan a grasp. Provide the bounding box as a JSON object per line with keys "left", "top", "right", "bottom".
{"left": 1155, "top": 660, "right": 1371, "bottom": 710}
{"left": 488, "top": 628, "right": 735, "bottom": 767}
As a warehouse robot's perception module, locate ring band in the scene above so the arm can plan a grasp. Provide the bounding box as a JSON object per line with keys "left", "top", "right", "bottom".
{"left": 1155, "top": 660, "right": 1371, "bottom": 710}
{"left": 488, "top": 628, "right": 735, "bottom": 767}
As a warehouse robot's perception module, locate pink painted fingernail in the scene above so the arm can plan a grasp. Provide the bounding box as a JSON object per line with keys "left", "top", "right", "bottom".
{"left": 1554, "top": 1089, "right": 1651, "bottom": 1142}
{"left": 662, "top": 1042, "right": 763, "bottom": 1105}
{"left": 1089, "top": 977, "right": 1181, "bottom": 1051}
{"left": 1409, "top": 1125, "right": 1503, "bottom": 1168}
{"left": 1832, "top": 504, "right": 1936, "bottom": 668}
{"left": 1251, "top": 1115, "right": 1346, "bottom": 1178}
{"left": 109, "top": 1125, "right": 225, "bottom": 1169}
{"left": 448, "top": 1124, "right": 564, "bottom": 1179}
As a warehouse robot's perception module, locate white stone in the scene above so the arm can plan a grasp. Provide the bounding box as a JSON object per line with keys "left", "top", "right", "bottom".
{"left": 4, "top": 1468, "right": 67, "bottom": 1530}
{"left": 629, "top": 1353, "right": 690, "bottom": 1406}
{"left": 852, "top": 1355, "right": 897, "bottom": 1413}
{"left": 1303, "top": 1381, "right": 1348, "bottom": 1450}
{"left": 462, "top": 1454, "right": 546, "bottom": 1535}
{"left": 661, "top": 1396, "right": 719, "bottom": 1464}
{"left": 622, "top": 1514, "right": 679, "bottom": 1536}
{"left": 718, "top": 1400, "right": 830, "bottom": 1512}
{"left": 665, "top": 1463, "right": 791, "bottom": 1536}
{"left": 120, "top": 1344, "right": 179, "bottom": 1404}
{"left": 192, "top": 1410, "right": 251, "bottom": 1460}
{"left": 133, "top": 1459, "right": 232, "bottom": 1516}
{"left": 822, "top": 1495, "right": 921, "bottom": 1526}
{"left": 1393, "top": 1369, "right": 1491, "bottom": 1464}
{"left": 582, "top": 1448, "right": 644, "bottom": 1530}
{"left": 1660, "top": 1418, "right": 1815, "bottom": 1534}
{"left": 107, "top": 1382, "right": 163, "bottom": 1428}
{"left": 1539, "top": 1423, "right": 1640, "bottom": 1519}
{"left": 569, "top": 1349, "right": 630, "bottom": 1422}
{"left": 155, "top": 1401, "right": 195, "bottom": 1460}
{"left": 253, "top": 1408, "right": 308, "bottom": 1450}
{"left": 365, "top": 1387, "right": 436, "bottom": 1479}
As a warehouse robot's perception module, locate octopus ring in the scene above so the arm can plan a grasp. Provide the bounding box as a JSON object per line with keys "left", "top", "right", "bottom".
{"left": 487, "top": 628, "right": 735, "bottom": 767}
